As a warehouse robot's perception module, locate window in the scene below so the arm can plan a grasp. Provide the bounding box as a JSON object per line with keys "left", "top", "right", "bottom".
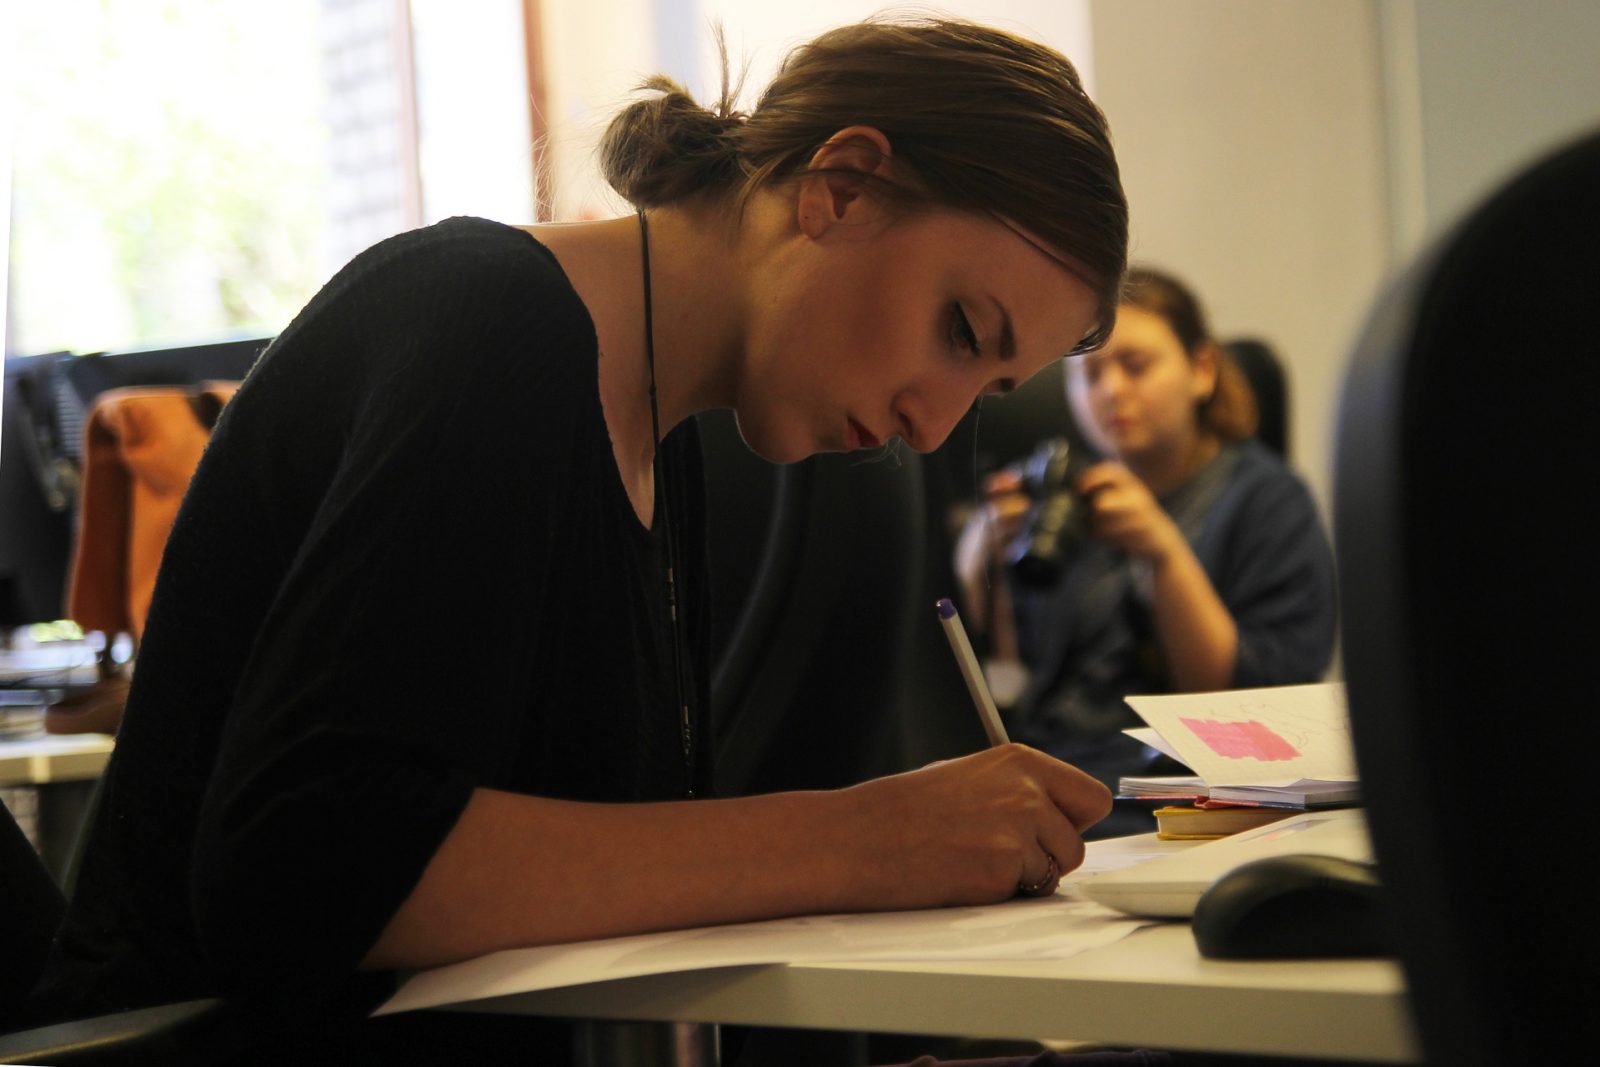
{"left": 7, "top": 0, "right": 335, "bottom": 356}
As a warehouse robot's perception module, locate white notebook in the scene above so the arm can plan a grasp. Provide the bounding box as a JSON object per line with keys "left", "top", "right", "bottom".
{"left": 1078, "top": 808, "right": 1373, "bottom": 918}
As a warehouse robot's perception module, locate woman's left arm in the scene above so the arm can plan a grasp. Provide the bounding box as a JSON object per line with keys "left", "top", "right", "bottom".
{"left": 1212, "top": 471, "right": 1339, "bottom": 688}
{"left": 1143, "top": 532, "right": 1239, "bottom": 691}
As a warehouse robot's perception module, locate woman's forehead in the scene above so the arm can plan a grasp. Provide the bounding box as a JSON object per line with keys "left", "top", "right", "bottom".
{"left": 1108, "top": 304, "right": 1180, "bottom": 345}
{"left": 991, "top": 214, "right": 1094, "bottom": 288}
{"left": 944, "top": 216, "right": 1099, "bottom": 342}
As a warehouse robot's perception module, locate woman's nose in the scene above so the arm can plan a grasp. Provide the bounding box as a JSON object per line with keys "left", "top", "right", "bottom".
{"left": 1095, "top": 364, "right": 1127, "bottom": 400}
{"left": 892, "top": 384, "right": 973, "bottom": 453}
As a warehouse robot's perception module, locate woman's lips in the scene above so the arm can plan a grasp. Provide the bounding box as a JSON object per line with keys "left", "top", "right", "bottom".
{"left": 848, "top": 418, "right": 881, "bottom": 449}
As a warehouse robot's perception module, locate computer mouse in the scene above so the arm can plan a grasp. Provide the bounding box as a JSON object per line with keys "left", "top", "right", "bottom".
{"left": 1191, "top": 853, "right": 1391, "bottom": 960}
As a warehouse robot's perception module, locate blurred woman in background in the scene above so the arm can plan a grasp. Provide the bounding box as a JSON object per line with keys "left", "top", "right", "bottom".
{"left": 956, "top": 267, "right": 1337, "bottom": 837}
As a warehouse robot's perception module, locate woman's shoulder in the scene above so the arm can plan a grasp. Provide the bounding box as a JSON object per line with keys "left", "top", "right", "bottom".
{"left": 1212, "top": 439, "right": 1323, "bottom": 524}
{"left": 1224, "top": 438, "right": 1309, "bottom": 489}
{"left": 248, "top": 216, "right": 598, "bottom": 409}
{"left": 289, "top": 216, "right": 593, "bottom": 359}
{"left": 340, "top": 216, "right": 568, "bottom": 295}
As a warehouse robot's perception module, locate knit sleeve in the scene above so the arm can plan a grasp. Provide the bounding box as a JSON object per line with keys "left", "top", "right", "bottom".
{"left": 187, "top": 220, "right": 596, "bottom": 1006}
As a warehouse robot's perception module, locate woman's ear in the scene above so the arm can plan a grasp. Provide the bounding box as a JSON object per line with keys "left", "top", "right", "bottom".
{"left": 796, "top": 126, "right": 895, "bottom": 238}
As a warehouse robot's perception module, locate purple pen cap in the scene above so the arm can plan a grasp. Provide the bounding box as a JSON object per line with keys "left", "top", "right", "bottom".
{"left": 936, "top": 598, "right": 957, "bottom": 619}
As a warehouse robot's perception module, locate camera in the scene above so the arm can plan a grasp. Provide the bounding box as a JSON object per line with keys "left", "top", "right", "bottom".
{"left": 1005, "top": 438, "right": 1093, "bottom": 587}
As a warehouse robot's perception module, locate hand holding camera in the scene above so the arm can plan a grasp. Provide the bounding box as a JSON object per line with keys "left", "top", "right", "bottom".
{"left": 1004, "top": 439, "right": 1095, "bottom": 587}
{"left": 997, "top": 438, "right": 1187, "bottom": 588}
{"left": 1071, "top": 462, "right": 1186, "bottom": 564}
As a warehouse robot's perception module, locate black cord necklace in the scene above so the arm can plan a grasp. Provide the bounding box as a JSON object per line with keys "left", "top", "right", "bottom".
{"left": 638, "top": 209, "right": 695, "bottom": 798}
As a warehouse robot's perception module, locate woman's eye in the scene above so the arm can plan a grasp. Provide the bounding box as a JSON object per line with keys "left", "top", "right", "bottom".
{"left": 949, "top": 304, "right": 981, "bottom": 354}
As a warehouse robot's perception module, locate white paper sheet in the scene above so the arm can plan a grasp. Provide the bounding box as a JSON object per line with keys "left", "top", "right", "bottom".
{"left": 1123, "top": 683, "right": 1357, "bottom": 788}
{"left": 377, "top": 847, "right": 1171, "bottom": 1018}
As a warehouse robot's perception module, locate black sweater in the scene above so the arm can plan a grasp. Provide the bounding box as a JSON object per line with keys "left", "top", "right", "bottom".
{"left": 31, "top": 217, "right": 711, "bottom": 1060}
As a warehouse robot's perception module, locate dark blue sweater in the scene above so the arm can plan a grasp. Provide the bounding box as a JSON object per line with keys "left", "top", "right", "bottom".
{"left": 1011, "top": 439, "right": 1337, "bottom": 770}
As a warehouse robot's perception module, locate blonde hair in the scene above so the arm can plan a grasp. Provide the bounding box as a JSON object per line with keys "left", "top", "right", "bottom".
{"left": 600, "top": 17, "right": 1128, "bottom": 353}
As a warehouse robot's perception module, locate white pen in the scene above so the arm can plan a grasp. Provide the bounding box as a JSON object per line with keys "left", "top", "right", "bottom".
{"left": 935, "top": 597, "right": 1010, "bottom": 747}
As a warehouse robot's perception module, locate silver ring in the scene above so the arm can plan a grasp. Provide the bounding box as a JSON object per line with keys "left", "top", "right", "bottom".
{"left": 1017, "top": 851, "right": 1059, "bottom": 896}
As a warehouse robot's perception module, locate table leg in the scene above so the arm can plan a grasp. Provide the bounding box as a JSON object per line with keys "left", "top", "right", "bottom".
{"left": 573, "top": 1021, "right": 719, "bottom": 1067}
{"left": 34, "top": 778, "right": 97, "bottom": 889}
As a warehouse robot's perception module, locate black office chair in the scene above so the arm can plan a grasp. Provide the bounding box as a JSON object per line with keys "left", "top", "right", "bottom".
{"left": 57, "top": 338, "right": 267, "bottom": 414}
{"left": 703, "top": 408, "right": 938, "bottom": 796}
{"left": 701, "top": 415, "right": 1054, "bottom": 1066}
{"left": 1225, "top": 337, "right": 1289, "bottom": 459}
{"left": 941, "top": 357, "right": 1101, "bottom": 482}
{"left": 1, "top": 796, "right": 66, "bottom": 1024}
{"left": 2, "top": 354, "right": 81, "bottom": 627}
{"left": 1335, "top": 127, "right": 1600, "bottom": 1067}
{"left": 900, "top": 359, "right": 1106, "bottom": 765}
{"left": 700, "top": 369, "right": 1094, "bottom": 796}
{"left": 700, "top": 412, "right": 935, "bottom": 1066}
{"left": 0, "top": 795, "right": 224, "bottom": 1064}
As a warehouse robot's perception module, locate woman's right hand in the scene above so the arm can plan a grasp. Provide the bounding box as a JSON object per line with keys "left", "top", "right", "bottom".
{"left": 830, "top": 744, "right": 1112, "bottom": 910}
{"left": 962, "top": 471, "right": 1031, "bottom": 561}
{"left": 365, "top": 743, "right": 1111, "bottom": 969}
{"left": 1077, "top": 461, "right": 1184, "bottom": 563}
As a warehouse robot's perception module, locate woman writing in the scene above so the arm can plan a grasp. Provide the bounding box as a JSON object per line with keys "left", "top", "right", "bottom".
{"left": 30, "top": 16, "right": 1131, "bottom": 1062}
{"left": 957, "top": 269, "right": 1337, "bottom": 836}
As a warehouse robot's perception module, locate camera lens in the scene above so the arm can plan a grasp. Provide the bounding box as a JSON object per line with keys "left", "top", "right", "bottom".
{"left": 1006, "top": 439, "right": 1090, "bottom": 587}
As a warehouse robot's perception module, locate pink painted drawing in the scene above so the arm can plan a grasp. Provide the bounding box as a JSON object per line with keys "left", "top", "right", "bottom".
{"left": 1180, "top": 717, "right": 1302, "bottom": 761}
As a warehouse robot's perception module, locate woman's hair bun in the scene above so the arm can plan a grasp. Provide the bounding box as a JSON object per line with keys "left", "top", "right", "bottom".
{"left": 600, "top": 74, "right": 746, "bottom": 208}
{"left": 596, "top": 17, "right": 1127, "bottom": 343}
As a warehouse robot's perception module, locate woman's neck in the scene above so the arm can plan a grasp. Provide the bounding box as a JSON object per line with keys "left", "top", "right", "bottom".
{"left": 528, "top": 203, "right": 746, "bottom": 521}
{"left": 1125, "top": 430, "right": 1222, "bottom": 497}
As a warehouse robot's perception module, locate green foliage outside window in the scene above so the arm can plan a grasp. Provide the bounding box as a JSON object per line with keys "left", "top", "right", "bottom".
{"left": 8, "top": 0, "right": 329, "bottom": 356}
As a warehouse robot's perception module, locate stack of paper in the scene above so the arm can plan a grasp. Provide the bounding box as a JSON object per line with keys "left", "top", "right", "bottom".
{"left": 1117, "top": 683, "right": 1360, "bottom": 809}
{"left": 379, "top": 890, "right": 1154, "bottom": 1017}
{"left": 1, "top": 640, "right": 101, "bottom": 740}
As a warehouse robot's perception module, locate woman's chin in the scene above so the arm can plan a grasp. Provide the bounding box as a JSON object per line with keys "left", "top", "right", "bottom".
{"left": 732, "top": 417, "right": 820, "bottom": 465}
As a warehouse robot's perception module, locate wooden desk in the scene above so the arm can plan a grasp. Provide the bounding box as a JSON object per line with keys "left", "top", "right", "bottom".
{"left": 410, "top": 835, "right": 1419, "bottom": 1064}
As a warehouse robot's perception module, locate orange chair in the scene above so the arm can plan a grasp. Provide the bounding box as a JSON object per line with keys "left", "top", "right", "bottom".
{"left": 45, "top": 384, "right": 237, "bottom": 735}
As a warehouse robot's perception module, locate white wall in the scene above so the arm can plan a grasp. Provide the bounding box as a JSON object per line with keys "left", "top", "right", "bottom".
{"left": 694, "top": 1, "right": 1093, "bottom": 105}
{"left": 411, "top": 0, "right": 534, "bottom": 225}
{"left": 1381, "top": 0, "right": 1600, "bottom": 262}
{"left": 538, "top": 0, "right": 659, "bottom": 220}
{"left": 538, "top": 1, "right": 1095, "bottom": 219}
{"left": 1087, "top": 0, "right": 1600, "bottom": 528}
{"left": 1087, "top": 0, "right": 1392, "bottom": 522}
